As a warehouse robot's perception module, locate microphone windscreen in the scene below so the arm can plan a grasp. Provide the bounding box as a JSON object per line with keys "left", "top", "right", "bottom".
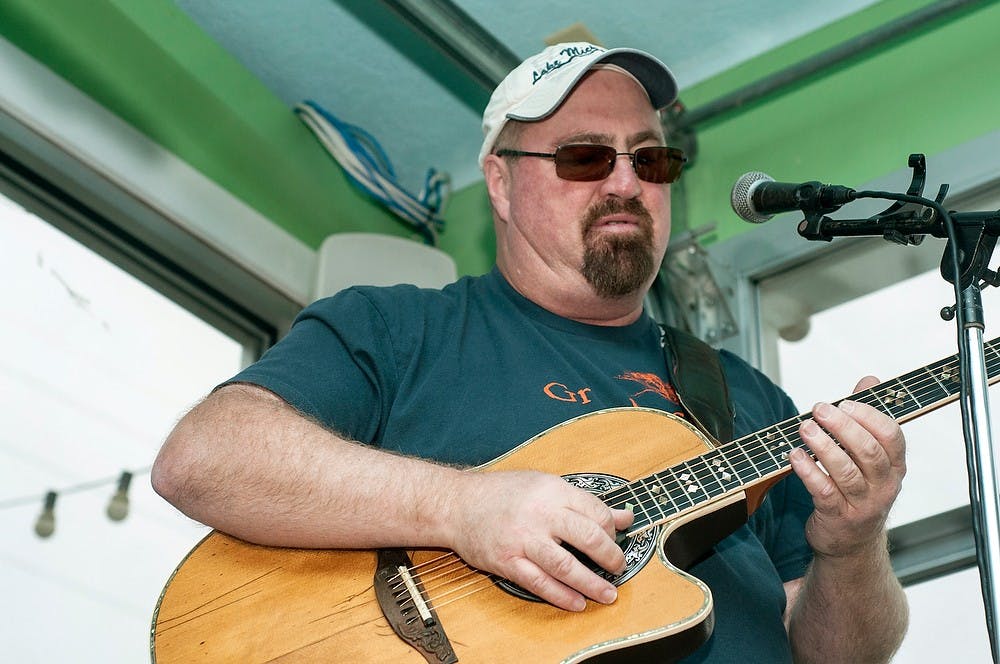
{"left": 730, "top": 171, "right": 774, "bottom": 223}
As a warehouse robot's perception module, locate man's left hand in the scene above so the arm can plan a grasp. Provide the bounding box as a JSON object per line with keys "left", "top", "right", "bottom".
{"left": 790, "top": 376, "right": 907, "bottom": 558}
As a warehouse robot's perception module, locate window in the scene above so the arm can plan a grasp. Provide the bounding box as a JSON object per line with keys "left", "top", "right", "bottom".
{"left": 0, "top": 37, "right": 310, "bottom": 659}
{"left": 0, "top": 183, "right": 246, "bottom": 660}
{"left": 757, "top": 230, "right": 1000, "bottom": 662}
{"left": 767, "top": 266, "right": 997, "bottom": 528}
{"left": 893, "top": 567, "right": 991, "bottom": 662}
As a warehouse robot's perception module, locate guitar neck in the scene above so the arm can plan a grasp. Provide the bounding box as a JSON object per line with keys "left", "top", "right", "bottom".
{"left": 611, "top": 336, "right": 1000, "bottom": 534}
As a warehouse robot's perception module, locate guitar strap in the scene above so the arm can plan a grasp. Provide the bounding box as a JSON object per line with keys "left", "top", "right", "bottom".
{"left": 659, "top": 324, "right": 734, "bottom": 445}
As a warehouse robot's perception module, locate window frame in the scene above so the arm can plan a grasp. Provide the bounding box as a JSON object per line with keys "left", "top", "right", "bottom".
{"left": 0, "top": 36, "right": 315, "bottom": 360}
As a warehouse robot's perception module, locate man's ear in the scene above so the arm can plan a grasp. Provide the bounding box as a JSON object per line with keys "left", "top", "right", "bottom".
{"left": 482, "top": 154, "right": 512, "bottom": 223}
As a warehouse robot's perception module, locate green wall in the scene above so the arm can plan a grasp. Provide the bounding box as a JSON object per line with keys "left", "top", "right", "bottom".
{"left": 2, "top": 0, "right": 998, "bottom": 274}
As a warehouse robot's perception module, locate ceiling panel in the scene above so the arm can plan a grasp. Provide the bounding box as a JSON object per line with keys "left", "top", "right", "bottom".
{"left": 173, "top": 0, "right": 881, "bottom": 192}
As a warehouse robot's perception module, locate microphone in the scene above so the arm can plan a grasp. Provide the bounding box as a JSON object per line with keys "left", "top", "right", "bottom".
{"left": 730, "top": 171, "right": 857, "bottom": 223}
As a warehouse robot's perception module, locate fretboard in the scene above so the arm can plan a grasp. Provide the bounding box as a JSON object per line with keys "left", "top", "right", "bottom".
{"left": 604, "top": 337, "right": 1000, "bottom": 534}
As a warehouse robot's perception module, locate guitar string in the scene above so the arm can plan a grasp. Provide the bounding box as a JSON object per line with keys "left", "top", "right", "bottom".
{"left": 386, "top": 558, "right": 496, "bottom": 614}
{"left": 412, "top": 534, "right": 653, "bottom": 615}
{"left": 598, "top": 349, "right": 995, "bottom": 525}
{"left": 389, "top": 532, "right": 647, "bottom": 615}
{"left": 411, "top": 569, "right": 496, "bottom": 611}
{"left": 608, "top": 347, "right": 997, "bottom": 522}
{"left": 159, "top": 347, "right": 989, "bottom": 635}
{"left": 302, "top": 553, "right": 469, "bottom": 622}
{"left": 398, "top": 563, "right": 615, "bottom": 616}
{"left": 601, "top": 393, "right": 898, "bottom": 523}
{"left": 385, "top": 571, "right": 499, "bottom": 617}
{"left": 384, "top": 345, "right": 998, "bottom": 615}
{"left": 384, "top": 554, "right": 488, "bottom": 604}
{"left": 395, "top": 552, "right": 473, "bottom": 582}
{"left": 390, "top": 525, "right": 647, "bottom": 616}
{"left": 422, "top": 575, "right": 513, "bottom": 613}
{"left": 394, "top": 557, "right": 479, "bottom": 598}
{"left": 597, "top": 345, "right": 992, "bottom": 525}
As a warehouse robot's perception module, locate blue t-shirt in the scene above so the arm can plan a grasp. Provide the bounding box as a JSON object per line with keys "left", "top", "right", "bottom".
{"left": 228, "top": 268, "right": 814, "bottom": 662}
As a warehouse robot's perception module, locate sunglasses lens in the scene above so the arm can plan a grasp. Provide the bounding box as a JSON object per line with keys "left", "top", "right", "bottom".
{"left": 551, "top": 145, "right": 687, "bottom": 183}
{"left": 634, "top": 147, "right": 686, "bottom": 184}
{"left": 553, "top": 145, "right": 616, "bottom": 181}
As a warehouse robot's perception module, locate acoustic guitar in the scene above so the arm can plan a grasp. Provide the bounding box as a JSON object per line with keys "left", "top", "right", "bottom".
{"left": 151, "top": 340, "right": 999, "bottom": 663}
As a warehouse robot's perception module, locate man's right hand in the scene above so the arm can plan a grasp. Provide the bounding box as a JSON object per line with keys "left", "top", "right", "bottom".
{"left": 442, "top": 470, "right": 634, "bottom": 611}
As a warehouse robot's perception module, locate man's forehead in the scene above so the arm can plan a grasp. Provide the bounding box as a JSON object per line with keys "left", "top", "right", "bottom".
{"left": 543, "top": 129, "right": 666, "bottom": 147}
{"left": 573, "top": 67, "right": 652, "bottom": 101}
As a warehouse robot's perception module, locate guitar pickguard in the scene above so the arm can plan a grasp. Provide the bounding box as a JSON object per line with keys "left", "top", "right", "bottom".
{"left": 495, "top": 472, "right": 661, "bottom": 602}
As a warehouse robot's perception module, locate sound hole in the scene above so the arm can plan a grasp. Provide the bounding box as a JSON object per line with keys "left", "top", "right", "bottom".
{"left": 496, "top": 472, "right": 659, "bottom": 602}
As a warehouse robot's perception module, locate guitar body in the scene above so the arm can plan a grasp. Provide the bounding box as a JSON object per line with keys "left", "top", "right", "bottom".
{"left": 152, "top": 408, "right": 753, "bottom": 663}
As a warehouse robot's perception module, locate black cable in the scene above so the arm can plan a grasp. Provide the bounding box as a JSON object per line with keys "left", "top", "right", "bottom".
{"left": 854, "top": 190, "right": 972, "bottom": 426}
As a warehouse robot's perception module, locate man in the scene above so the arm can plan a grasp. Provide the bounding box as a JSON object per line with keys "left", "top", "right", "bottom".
{"left": 152, "top": 43, "right": 908, "bottom": 662}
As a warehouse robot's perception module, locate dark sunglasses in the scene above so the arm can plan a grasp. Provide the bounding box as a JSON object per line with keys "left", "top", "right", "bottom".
{"left": 495, "top": 144, "right": 687, "bottom": 184}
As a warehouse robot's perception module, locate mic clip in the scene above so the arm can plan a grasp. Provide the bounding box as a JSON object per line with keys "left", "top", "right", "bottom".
{"left": 797, "top": 153, "right": 944, "bottom": 245}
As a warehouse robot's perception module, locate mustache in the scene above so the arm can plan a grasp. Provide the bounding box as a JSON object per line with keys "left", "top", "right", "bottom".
{"left": 582, "top": 198, "right": 654, "bottom": 232}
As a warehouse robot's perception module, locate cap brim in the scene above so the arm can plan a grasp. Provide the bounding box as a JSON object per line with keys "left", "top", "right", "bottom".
{"left": 507, "top": 47, "right": 677, "bottom": 122}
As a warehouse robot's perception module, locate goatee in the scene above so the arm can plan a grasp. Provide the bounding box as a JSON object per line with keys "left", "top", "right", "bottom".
{"left": 580, "top": 198, "right": 656, "bottom": 299}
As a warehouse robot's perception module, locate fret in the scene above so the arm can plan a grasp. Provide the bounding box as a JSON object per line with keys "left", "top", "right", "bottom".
{"left": 630, "top": 477, "right": 670, "bottom": 526}
{"left": 865, "top": 389, "right": 891, "bottom": 417}
{"left": 673, "top": 461, "right": 712, "bottom": 503}
{"left": 852, "top": 389, "right": 879, "bottom": 412}
{"left": 986, "top": 344, "right": 1000, "bottom": 382}
{"left": 987, "top": 342, "right": 1000, "bottom": 365}
{"left": 776, "top": 422, "right": 801, "bottom": 455}
{"left": 746, "top": 432, "right": 781, "bottom": 476}
{"left": 644, "top": 470, "right": 683, "bottom": 516}
{"left": 734, "top": 440, "right": 763, "bottom": 481}
{"left": 875, "top": 378, "right": 920, "bottom": 418}
{"left": 701, "top": 447, "right": 743, "bottom": 492}
{"left": 659, "top": 467, "right": 696, "bottom": 512}
{"left": 615, "top": 482, "right": 645, "bottom": 513}
{"left": 717, "top": 442, "right": 757, "bottom": 486}
{"left": 683, "top": 457, "right": 724, "bottom": 500}
{"left": 920, "top": 365, "right": 951, "bottom": 400}
{"left": 893, "top": 376, "right": 920, "bottom": 406}
{"left": 644, "top": 475, "right": 680, "bottom": 519}
{"left": 900, "top": 366, "right": 946, "bottom": 409}
{"left": 934, "top": 359, "right": 960, "bottom": 387}
{"left": 759, "top": 426, "right": 794, "bottom": 467}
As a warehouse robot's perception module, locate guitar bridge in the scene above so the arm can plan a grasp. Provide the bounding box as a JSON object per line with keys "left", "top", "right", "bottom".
{"left": 375, "top": 549, "right": 458, "bottom": 663}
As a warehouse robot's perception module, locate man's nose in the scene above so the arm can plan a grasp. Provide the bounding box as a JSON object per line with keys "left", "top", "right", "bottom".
{"left": 600, "top": 153, "right": 643, "bottom": 198}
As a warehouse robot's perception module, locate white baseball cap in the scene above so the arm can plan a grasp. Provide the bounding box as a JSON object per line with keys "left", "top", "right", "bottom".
{"left": 478, "top": 42, "right": 678, "bottom": 167}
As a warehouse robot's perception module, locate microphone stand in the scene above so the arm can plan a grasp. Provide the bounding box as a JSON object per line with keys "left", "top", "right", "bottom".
{"left": 796, "top": 154, "right": 1000, "bottom": 662}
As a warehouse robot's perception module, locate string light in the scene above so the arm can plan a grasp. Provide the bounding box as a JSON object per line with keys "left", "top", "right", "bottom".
{"left": 0, "top": 467, "right": 151, "bottom": 537}
{"left": 34, "top": 491, "right": 57, "bottom": 538}
{"left": 105, "top": 471, "right": 132, "bottom": 522}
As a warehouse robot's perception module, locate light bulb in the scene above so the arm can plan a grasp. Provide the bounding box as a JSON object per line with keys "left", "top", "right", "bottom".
{"left": 34, "top": 491, "right": 57, "bottom": 538}
{"left": 106, "top": 471, "right": 132, "bottom": 522}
